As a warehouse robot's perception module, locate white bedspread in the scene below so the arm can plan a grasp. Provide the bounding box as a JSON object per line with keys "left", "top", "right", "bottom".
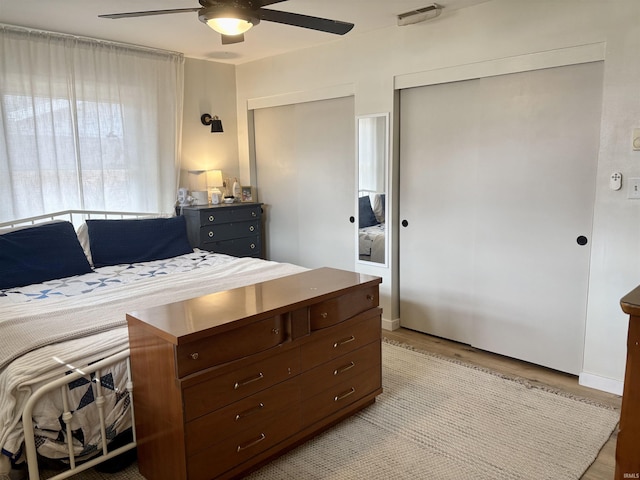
{"left": 0, "top": 251, "right": 306, "bottom": 458}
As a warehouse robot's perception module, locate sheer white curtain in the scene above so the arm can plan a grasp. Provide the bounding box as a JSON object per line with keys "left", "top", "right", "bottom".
{"left": 0, "top": 25, "right": 184, "bottom": 222}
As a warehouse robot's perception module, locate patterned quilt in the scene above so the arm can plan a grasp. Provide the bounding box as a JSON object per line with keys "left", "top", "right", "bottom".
{"left": 0, "top": 249, "right": 232, "bottom": 303}
{"left": 0, "top": 250, "right": 306, "bottom": 463}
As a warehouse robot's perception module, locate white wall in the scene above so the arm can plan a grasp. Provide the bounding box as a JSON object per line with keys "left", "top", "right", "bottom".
{"left": 229, "top": 0, "right": 640, "bottom": 392}
{"left": 180, "top": 58, "right": 240, "bottom": 189}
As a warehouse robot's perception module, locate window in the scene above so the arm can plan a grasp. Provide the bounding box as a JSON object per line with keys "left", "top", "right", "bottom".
{"left": 0, "top": 25, "right": 184, "bottom": 222}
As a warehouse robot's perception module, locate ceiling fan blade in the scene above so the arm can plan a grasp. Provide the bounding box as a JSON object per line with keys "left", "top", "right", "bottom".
{"left": 221, "top": 33, "right": 245, "bottom": 44}
{"left": 258, "top": 0, "right": 289, "bottom": 6}
{"left": 99, "top": 8, "right": 200, "bottom": 20}
{"left": 259, "top": 9, "right": 354, "bottom": 35}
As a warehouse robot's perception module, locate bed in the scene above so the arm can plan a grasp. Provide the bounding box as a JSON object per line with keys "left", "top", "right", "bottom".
{"left": 0, "top": 210, "right": 306, "bottom": 480}
{"left": 358, "top": 194, "right": 386, "bottom": 264}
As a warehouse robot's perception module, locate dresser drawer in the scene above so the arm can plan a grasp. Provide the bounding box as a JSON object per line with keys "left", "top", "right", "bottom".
{"left": 185, "top": 379, "right": 300, "bottom": 455}
{"left": 301, "top": 365, "right": 381, "bottom": 428}
{"left": 202, "top": 235, "right": 262, "bottom": 257}
{"left": 309, "top": 285, "right": 379, "bottom": 329}
{"left": 302, "top": 309, "right": 381, "bottom": 370}
{"left": 197, "top": 205, "right": 262, "bottom": 226}
{"left": 300, "top": 341, "right": 380, "bottom": 399}
{"left": 176, "top": 315, "right": 286, "bottom": 378}
{"left": 183, "top": 347, "right": 301, "bottom": 422}
{"left": 187, "top": 402, "right": 301, "bottom": 480}
{"left": 198, "top": 220, "right": 261, "bottom": 244}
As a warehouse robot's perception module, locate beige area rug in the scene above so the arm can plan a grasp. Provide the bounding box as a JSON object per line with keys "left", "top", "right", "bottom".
{"left": 41, "top": 340, "right": 619, "bottom": 480}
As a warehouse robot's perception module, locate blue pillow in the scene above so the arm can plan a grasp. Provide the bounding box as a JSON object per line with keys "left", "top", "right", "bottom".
{"left": 359, "top": 195, "right": 378, "bottom": 228}
{"left": 0, "top": 221, "right": 93, "bottom": 289}
{"left": 86, "top": 216, "right": 193, "bottom": 268}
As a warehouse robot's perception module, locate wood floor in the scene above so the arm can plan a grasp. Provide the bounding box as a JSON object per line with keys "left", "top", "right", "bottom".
{"left": 381, "top": 327, "right": 621, "bottom": 480}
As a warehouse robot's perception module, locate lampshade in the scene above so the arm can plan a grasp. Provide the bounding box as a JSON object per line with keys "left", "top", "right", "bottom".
{"left": 210, "top": 116, "right": 223, "bottom": 133}
{"left": 206, "top": 169, "right": 223, "bottom": 188}
{"left": 187, "top": 170, "right": 207, "bottom": 192}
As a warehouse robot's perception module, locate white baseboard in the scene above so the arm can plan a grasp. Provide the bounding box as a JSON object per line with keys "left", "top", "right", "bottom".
{"left": 381, "top": 317, "right": 400, "bottom": 331}
{"left": 579, "top": 371, "right": 624, "bottom": 396}
{"left": 378, "top": 318, "right": 622, "bottom": 395}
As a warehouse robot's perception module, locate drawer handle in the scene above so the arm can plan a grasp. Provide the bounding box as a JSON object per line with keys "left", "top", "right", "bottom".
{"left": 333, "top": 336, "right": 355, "bottom": 348}
{"left": 208, "top": 215, "right": 214, "bottom": 222}
{"left": 333, "top": 361, "right": 355, "bottom": 376}
{"left": 320, "top": 312, "right": 328, "bottom": 319}
{"left": 366, "top": 294, "right": 374, "bottom": 301}
{"left": 249, "top": 225, "right": 255, "bottom": 232}
{"left": 235, "top": 402, "right": 264, "bottom": 421}
{"left": 250, "top": 243, "right": 256, "bottom": 249}
{"left": 237, "top": 433, "right": 266, "bottom": 453}
{"left": 190, "top": 353, "right": 199, "bottom": 360}
{"left": 334, "top": 387, "right": 356, "bottom": 402}
{"left": 252, "top": 211, "right": 257, "bottom": 217}
{"left": 234, "top": 372, "right": 264, "bottom": 390}
{"left": 208, "top": 231, "right": 214, "bottom": 238}
{"left": 272, "top": 328, "right": 280, "bottom": 335}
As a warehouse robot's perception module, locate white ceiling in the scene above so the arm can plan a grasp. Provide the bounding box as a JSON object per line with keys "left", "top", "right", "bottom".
{"left": 0, "top": 0, "right": 491, "bottom": 64}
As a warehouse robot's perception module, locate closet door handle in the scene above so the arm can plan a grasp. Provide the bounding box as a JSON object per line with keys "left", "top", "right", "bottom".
{"left": 402, "top": 219, "right": 409, "bottom": 227}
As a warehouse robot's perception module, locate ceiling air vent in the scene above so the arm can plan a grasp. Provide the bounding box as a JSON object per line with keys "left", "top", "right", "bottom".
{"left": 397, "top": 4, "right": 442, "bottom": 26}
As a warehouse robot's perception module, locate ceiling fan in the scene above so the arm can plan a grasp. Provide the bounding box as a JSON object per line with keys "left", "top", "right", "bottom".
{"left": 99, "top": 0, "right": 355, "bottom": 45}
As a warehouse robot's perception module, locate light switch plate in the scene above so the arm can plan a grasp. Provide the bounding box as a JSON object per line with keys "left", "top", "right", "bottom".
{"left": 628, "top": 178, "right": 640, "bottom": 199}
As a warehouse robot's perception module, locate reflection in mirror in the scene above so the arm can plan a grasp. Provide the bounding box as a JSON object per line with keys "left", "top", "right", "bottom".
{"left": 357, "top": 113, "right": 388, "bottom": 265}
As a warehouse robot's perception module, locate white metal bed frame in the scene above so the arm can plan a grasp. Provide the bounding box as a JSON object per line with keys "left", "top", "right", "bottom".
{"left": 0, "top": 210, "right": 158, "bottom": 480}
{"left": 22, "top": 351, "right": 136, "bottom": 480}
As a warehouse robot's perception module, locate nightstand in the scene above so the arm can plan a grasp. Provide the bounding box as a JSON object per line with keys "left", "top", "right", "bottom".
{"left": 181, "top": 203, "right": 263, "bottom": 258}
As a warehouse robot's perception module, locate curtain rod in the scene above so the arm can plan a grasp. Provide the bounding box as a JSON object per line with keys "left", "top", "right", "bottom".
{"left": 0, "top": 23, "right": 184, "bottom": 59}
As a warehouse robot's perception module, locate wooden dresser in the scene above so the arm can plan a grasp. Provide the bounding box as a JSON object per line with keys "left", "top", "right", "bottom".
{"left": 181, "top": 203, "right": 263, "bottom": 258}
{"left": 126, "top": 267, "right": 382, "bottom": 480}
{"left": 617, "top": 287, "right": 640, "bottom": 480}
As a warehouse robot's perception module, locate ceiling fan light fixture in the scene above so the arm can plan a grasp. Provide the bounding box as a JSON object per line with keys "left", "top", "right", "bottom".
{"left": 199, "top": 7, "right": 259, "bottom": 36}
{"left": 207, "top": 17, "right": 253, "bottom": 35}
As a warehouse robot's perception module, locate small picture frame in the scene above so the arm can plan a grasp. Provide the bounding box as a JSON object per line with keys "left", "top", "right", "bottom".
{"left": 241, "top": 186, "right": 254, "bottom": 202}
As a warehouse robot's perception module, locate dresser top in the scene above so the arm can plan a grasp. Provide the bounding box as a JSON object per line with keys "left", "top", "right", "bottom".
{"left": 126, "top": 267, "right": 381, "bottom": 345}
{"left": 181, "top": 202, "right": 262, "bottom": 211}
{"left": 621, "top": 285, "right": 640, "bottom": 317}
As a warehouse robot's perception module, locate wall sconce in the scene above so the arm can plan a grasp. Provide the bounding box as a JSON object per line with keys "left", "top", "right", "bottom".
{"left": 201, "top": 113, "right": 224, "bottom": 133}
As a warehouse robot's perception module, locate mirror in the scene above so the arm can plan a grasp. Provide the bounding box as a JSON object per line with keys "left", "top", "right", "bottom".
{"left": 357, "top": 113, "right": 388, "bottom": 265}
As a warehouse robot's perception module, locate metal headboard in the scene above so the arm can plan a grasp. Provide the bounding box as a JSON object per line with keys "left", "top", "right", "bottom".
{"left": 0, "top": 210, "right": 160, "bottom": 230}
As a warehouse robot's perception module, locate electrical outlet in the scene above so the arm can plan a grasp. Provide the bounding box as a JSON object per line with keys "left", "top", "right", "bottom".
{"left": 628, "top": 178, "right": 640, "bottom": 199}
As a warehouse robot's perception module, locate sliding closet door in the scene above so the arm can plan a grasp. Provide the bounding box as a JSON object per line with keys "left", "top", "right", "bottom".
{"left": 399, "top": 62, "right": 603, "bottom": 374}
{"left": 398, "top": 79, "right": 481, "bottom": 346}
{"left": 253, "top": 96, "right": 355, "bottom": 269}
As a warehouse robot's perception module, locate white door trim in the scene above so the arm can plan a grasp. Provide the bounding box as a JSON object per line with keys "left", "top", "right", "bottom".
{"left": 394, "top": 42, "right": 605, "bottom": 90}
